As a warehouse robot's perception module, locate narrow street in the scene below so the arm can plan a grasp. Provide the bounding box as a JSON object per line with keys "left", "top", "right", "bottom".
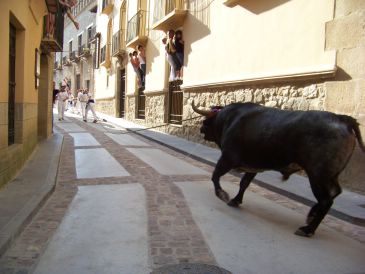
{"left": 1, "top": 110, "right": 365, "bottom": 274}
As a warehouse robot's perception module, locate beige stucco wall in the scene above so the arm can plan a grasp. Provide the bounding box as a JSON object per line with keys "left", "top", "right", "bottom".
{"left": 0, "top": 0, "right": 50, "bottom": 188}
{"left": 183, "top": 0, "right": 336, "bottom": 88}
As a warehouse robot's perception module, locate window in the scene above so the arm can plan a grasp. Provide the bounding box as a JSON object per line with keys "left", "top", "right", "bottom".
{"left": 78, "top": 34, "right": 82, "bottom": 55}
{"left": 68, "top": 40, "right": 73, "bottom": 58}
{"left": 100, "top": 45, "right": 106, "bottom": 63}
{"left": 87, "top": 26, "right": 92, "bottom": 48}
{"left": 93, "top": 35, "right": 100, "bottom": 69}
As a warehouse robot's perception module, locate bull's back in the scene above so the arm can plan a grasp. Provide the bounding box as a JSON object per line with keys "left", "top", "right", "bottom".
{"left": 220, "top": 106, "right": 355, "bottom": 170}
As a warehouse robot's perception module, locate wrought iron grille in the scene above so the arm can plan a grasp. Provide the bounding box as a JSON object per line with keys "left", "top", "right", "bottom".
{"left": 153, "top": 0, "right": 185, "bottom": 24}
{"left": 168, "top": 81, "right": 183, "bottom": 125}
{"left": 127, "top": 10, "right": 147, "bottom": 43}
{"left": 137, "top": 91, "right": 145, "bottom": 119}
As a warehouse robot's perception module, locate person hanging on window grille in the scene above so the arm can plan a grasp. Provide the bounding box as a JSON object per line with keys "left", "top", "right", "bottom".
{"left": 57, "top": 85, "right": 69, "bottom": 121}
{"left": 59, "top": 0, "right": 80, "bottom": 30}
{"left": 137, "top": 45, "right": 146, "bottom": 88}
{"left": 84, "top": 89, "right": 98, "bottom": 123}
{"left": 129, "top": 52, "right": 142, "bottom": 88}
{"left": 174, "top": 30, "right": 184, "bottom": 81}
{"left": 163, "top": 30, "right": 181, "bottom": 81}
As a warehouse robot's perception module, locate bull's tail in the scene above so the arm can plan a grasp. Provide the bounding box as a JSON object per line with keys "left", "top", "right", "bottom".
{"left": 337, "top": 115, "right": 365, "bottom": 152}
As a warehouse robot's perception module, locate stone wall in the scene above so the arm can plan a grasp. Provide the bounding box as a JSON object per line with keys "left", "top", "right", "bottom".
{"left": 94, "top": 98, "right": 116, "bottom": 116}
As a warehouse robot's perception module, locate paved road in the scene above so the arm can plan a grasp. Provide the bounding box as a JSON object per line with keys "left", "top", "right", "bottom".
{"left": 1, "top": 111, "right": 365, "bottom": 274}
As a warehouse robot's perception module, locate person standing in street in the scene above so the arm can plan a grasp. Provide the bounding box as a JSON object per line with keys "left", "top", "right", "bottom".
{"left": 85, "top": 89, "right": 98, "bottom": 123}
{"left": 80, "top": 89, "right": 89, "bottom": 122}
{"left": 57, "top": 85, "right": 69, "bottom": 121}
{"left": 76, "top": 89, "right": 83, "bottom": 115}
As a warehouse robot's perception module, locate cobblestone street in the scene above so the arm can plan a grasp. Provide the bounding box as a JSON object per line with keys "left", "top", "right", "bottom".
{"left": 1, "top": 112, "right": 365, "bottom": 274}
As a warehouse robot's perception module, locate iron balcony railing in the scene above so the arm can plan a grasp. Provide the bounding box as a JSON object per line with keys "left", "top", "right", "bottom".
{"left": 153, "top": 0, "right": 186, "bottom": 24}
{"left": 112, "top": 30, "right": 126, "bottom": 55}
{"left": 127, "top": 10, "right": 147, "bottom": 44}
{"left": 41, "top": 6, "right": 64, "bottom": 52}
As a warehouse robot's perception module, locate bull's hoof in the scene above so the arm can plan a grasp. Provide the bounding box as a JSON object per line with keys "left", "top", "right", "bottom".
{"left": 294, "top": 226, "right": 314, "bottom": 237}
{"left": 227, "top": 199, "right": 241, "bottom": 208}
{"left": 216, "top": 189, "right": 230, "bottom": 203}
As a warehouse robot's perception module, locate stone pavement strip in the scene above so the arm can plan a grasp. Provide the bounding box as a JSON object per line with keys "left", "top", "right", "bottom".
{"left": 0, "top": 112, "right": 364, "bottom": 274}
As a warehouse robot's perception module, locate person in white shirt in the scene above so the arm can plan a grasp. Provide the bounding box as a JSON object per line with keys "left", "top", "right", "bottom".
{"left": 85, "top": 89, "right": 98, "bottom": 123}
{"left": 137, "top": 45, "right": 146, "bottom": 88}
{"left": 77, "top": 89, "right": 84, "bottom": 116}
{"left": 80, "top": 89, "right": 89, "bottom": 122}
{"left": 57, "top": 85, "right": 69, "bottom": 120}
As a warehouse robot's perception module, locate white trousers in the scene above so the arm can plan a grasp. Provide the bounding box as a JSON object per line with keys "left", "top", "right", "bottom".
{"left": 80, "top": 102, "right": 87, "bottom": 119}
{"left": 57, "top": 100, "right": 66, "bottom": 119}
{"left": 85, "top": 102, "right": 97, "bottom": 120}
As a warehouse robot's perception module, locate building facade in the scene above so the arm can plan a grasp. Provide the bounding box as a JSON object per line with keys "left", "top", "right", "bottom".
{"left": 54, "top": 0, "right": 97, "bottom": 94}
{"left": 91, "top": 0, "right": 365, "bottom": 192}
{"left": 0, "top": 0, "right": 64, "bottom": 188}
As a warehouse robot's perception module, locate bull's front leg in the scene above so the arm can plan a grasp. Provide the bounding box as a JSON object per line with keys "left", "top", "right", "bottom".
{"left": 228, "top": 172, "right": 257, "bottom": 207}
{"left": 212, "top": 155, "right": 232, "bottom": 203}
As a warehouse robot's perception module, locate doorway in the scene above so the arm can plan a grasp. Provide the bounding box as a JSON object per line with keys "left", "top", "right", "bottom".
{"left": 8, "top": 23, "right": 16, "bottom": 145}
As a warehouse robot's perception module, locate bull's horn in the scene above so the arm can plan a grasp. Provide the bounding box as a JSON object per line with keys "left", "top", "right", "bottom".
{"left": 191, "top": 100, "right": 213, "bottom": 117}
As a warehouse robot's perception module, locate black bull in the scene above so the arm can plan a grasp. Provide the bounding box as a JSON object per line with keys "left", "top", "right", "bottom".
{"left": 192, "top": 101, "right": 365, "bottom": 237}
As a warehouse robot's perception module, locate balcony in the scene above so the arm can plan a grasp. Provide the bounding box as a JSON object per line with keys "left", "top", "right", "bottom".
{"left": 126, "top": 10, "right": 148, "bottom": 49}
{"left": 41, "top": 8, "right": 64, "bottom": 52}
{"left": 101, "top": 0, "right": 114, "bottom": 15}
{"left": 112, "top": 30, "right": 127, "bottom": 58}
{"left": 79, "top": 44, "right": 91, "bottom": 57}
{"left": 62, "top": 56, "right": 72, "bottom": 66}
{"left": 152, "top": 0, "right": 187, "bottom": 32}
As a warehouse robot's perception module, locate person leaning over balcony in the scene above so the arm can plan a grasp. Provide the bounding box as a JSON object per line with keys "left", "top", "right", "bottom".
{"left": 174, "top": 30, "right": 184, "bottom": 80}
{"left": 137, "top": 45, "right": 146, "bottom": 88}
{"left": 59, "top": 0, "right": 80, "bottom": 30}
{"left": 57, "top": 85, "right": 69, "bottom": 121}
{"left": 129, "top": 52, "right": 142, "bottom": 89}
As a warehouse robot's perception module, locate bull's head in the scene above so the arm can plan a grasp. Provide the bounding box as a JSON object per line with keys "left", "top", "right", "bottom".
{"left": 192, "top": 100, "right": 223, "bottom": 142}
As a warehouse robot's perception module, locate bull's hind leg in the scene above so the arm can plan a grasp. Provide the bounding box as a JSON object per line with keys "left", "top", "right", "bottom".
{"left": 212, "top": 154, "right": 233, "bottom": 202}
{"left": 228, "top": 172, "right": 257, "bottom": 207}
{"left": 295, "top": 177, "right": 342, "bottom": 237}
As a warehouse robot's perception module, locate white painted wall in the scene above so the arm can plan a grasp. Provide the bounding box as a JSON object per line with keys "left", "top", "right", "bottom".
{"left": 181, "top": 0, "right": 336, "bottom": 87}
